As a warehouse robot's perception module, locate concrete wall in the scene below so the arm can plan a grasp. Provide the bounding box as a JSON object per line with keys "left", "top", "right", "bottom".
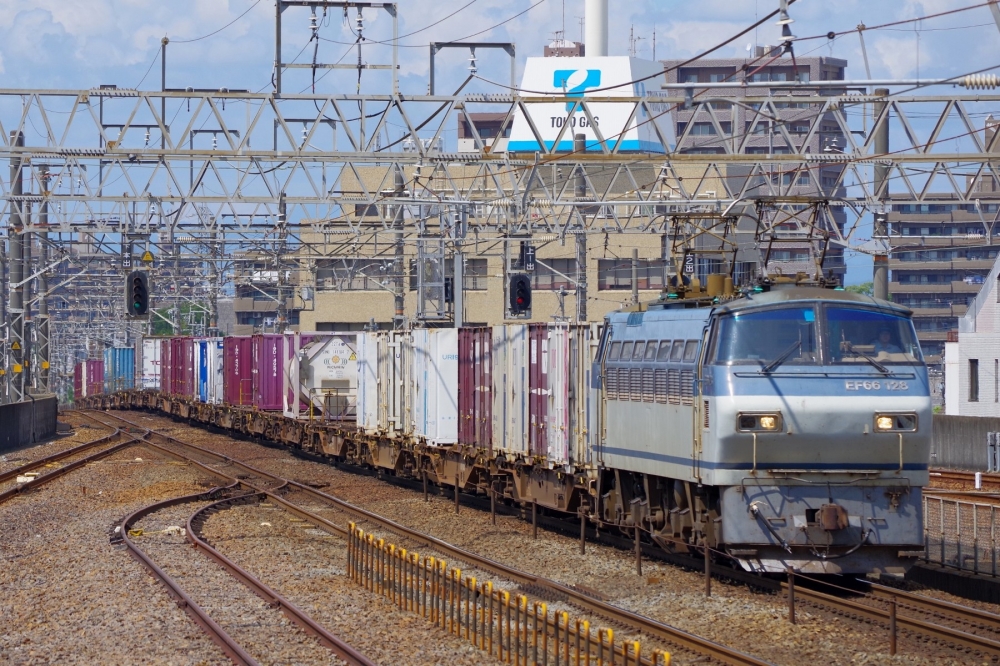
{"left": 932, "top": 414, "right": 1000, "bottom": 470}
{"left": 0, "top": 395, "right": 58, "bottom": 453}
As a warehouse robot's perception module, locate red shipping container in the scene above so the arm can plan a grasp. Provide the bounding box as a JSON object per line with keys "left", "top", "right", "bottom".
{"left": 252, "top": 334, "right": 284, "bottom": 410}
{"left": 458, "top": 327, "right": 492, "bottom": 448}
{"left": 166, "top": 337, "right": 195, "bottom": 398}
{"left": 224, "top": 336, "right": 254, "bottom": 406}
{"left": 160, "top": 338, "right": 172, "bottom": 394}
{"left": 74, "top": 359, "right": 104, "bottom": 398}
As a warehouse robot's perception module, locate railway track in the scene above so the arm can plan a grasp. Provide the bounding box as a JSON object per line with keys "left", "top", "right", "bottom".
{"left": 82, "top": 409, "right": 767, "bottom": 666}
{"left": 118, "top": 484, "right": 375, "bottom": 666}
{"left": 930, "top": 468, "right": 1000, "bottom": 491}
{"left": 782, "top": 575, "right": 1000, "bottom": 658}
{"left": 0, "top": 424, "right": 139, "bottom": 504}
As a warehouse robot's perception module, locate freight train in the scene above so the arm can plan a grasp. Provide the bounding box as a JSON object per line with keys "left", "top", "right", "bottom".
{"left": 81, "top": 278, "right": 931, "bottom": 575}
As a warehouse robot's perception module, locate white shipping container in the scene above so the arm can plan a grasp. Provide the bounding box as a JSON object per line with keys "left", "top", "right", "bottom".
{"left": 195, "top": 338, "right": 225, "bottom": 404}
{"left": 140, "top": 338, "right": 161, "bottom": 390}
{"left": 492, "top": 324, "right": 530, "bottom": 456}
{"left": 412, "top": 329, "right": 459, "bottom": 445}
{"left": 356, "top": 333, "right": 379, "bottom": 433}
{"left": 379, "top": 331, "right": 412, "bottom": 435}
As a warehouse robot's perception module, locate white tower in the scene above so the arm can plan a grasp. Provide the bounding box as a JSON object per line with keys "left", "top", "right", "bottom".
{"left": 585, "top": 0, "right": 608, "bottom": 57}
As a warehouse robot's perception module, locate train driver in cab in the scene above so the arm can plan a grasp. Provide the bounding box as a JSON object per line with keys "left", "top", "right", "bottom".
{"left": 871, "top": 327, "right": 901, "bottom": 355}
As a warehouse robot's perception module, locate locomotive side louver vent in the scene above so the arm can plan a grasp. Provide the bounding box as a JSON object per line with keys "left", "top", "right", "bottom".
{"left": 703, "top": 400, "right": 710, "bottom": 429}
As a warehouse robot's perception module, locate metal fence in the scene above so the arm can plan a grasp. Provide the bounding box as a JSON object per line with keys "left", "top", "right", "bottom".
{"left": 347, "top": 524, "right": 672, "bottom": 666}
{"left": 924, "top": 494, "right": 1000, "bottom": 576}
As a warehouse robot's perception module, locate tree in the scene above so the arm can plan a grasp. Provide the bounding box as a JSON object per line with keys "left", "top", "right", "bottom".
{"left": 845, "top": 282, "right": 874, "bottom": 296}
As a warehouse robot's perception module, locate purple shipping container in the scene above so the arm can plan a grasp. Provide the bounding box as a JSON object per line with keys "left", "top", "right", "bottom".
{"left": 252, "top": 333, "right": 285, "bottom": 410}
{"left": 224, "top": 336, "right": 253, "bottom": 406}
{"left": 168, "top": 337, "right": 196, "bottom": 398}
{"left": 160, "top": 338, "right": 172, "bottom": 394}
{"left": 74, "top": 359, "right": 104, "bottom": 398}
{"left": 528, "top": 324, "right": 549, "bottom": 456}
{"left": 458, "top": 327, "right": 492, "bottom": 448}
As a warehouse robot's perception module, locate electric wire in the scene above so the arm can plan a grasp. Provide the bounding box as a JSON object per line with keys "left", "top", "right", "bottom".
{"left": 171, "top": 0, "right": 263, "bottom": 44}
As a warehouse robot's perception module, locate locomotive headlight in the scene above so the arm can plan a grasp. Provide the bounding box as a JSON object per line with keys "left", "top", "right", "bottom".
{"left": 874, "top": 413, "right": 918, "bottom": 432}
{"left": 737, "top": 413, "right": 782, "bottom": 432}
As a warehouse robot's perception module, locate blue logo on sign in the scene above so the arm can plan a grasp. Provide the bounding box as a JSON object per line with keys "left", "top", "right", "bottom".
{"left": 554, "top": 69, "right": 601, "bottom": 112}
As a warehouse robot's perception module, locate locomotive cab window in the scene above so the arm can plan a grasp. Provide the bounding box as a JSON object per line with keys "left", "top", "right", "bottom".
{"left": 824, "top": 306, "right": 922, "bottom": 364}
{"left": 607, "top": 341, "right": 622, "bottom": 362}
{"left": 713, "top": 306, "right": 818, "bottom": 367}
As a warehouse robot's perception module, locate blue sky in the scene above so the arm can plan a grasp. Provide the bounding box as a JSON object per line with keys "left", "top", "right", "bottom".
{"left": 3, "top": 0, "right": 996, "bottom": 284}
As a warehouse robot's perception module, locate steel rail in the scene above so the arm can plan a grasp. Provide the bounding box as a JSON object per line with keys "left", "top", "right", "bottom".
{"left": 83, "top": 410, "right": 770, "bottom": 666}
{"left": 783, "top": 582, "right": 1000, "bottom": 657}
{"left": 866, "top": 581, "right": 1000, "bottom": 635}
{"left": 118, "top": 488, "right": 260, "bottom": 666}
{"left": 0, "top": 425, "right": 121, "bottom": 484}
{"left": 0, "top": 432, "right": 139, "bottom": 505}
{"left": 186, "top": 494, "right": 378, "bottom": 666}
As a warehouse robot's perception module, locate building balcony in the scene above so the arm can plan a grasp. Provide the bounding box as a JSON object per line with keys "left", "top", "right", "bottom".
{"left": 890, "top": 282, "right": 952, "bottom": 294}
{"left": 888, "top": 259, "right": 996, "bottom": 271}
{"left": 916, "top": 331, "right": 952, "bottom": 342}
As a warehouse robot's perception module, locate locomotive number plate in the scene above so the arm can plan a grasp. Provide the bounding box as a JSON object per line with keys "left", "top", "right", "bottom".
{"left": 844, "top": 380, "right": 909, "bottom": 391}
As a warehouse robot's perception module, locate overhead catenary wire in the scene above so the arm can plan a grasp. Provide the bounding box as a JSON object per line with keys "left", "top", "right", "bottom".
{"left": 171, "top": 0, "right": 263, "bottom": 44}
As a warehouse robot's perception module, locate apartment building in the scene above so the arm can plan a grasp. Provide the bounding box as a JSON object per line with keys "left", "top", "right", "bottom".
{"left": 662, "top": 49, "right": 849, "bottom": 284}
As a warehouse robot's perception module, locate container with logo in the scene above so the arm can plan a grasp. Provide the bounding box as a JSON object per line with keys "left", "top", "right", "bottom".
{"left": 412, "top": 328, "right": 459, "bottom": 445}
{"left": 195, "top": 337, "right": 224, "bottom": 404}
{"left": 74, "top": 359, "right": 104, "bottom": 399}
{"left": 285, "top": 332, "right": 359, "bottom": 420}
{"left": 139, "top": 337, "right": 162, "bottom": 390}
{"left": 223, "top": 336, "right": 253, "bottom": 406}
{"left": 252, "top": 333, "right": 285, "bottom": 411}
{"left": 458, "top": 327, "right": 492, "bottom": 448}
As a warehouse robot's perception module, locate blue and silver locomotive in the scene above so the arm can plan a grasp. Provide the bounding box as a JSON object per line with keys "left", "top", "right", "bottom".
{"left": 597, "top": 282, "right": 930, "bottom": 575}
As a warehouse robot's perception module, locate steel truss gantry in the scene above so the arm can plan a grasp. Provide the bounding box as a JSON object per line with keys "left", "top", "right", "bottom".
{"left": 3, "top": 83, "right": 1000, "bottom": 402}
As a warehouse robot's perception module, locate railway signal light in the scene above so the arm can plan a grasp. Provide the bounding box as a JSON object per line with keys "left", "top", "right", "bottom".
{"left": 509, "top": 273, "right": 532, "bottom": 316}
{"left": 126, "top": 270, "right": 150, "bottom": 317}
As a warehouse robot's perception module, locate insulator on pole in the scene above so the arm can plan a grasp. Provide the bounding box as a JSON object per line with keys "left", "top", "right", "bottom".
{"left": 960, "top": 74, "right": 1000, "bottom": 90}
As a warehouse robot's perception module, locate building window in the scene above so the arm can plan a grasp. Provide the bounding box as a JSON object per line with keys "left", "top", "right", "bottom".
{"left": 533, "top": 258, "right": 579, "bottom": 290}
{"left": 317, "top": 258, "right": 396, "bottom": 291}
{"left": 408, "top": 257, "right": 488, "bottom": 291}
{"left": 597, "top": 259, "right": 668, "bottom": 290}
{"left": 970, "top": 359, "right": 980, "bottom": 402}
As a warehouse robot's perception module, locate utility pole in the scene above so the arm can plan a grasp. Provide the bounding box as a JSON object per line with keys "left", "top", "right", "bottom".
{"left": 8, "top": 131, "right": 24, "bottom": 403}
{"left": 574, "top": 133, "right": 588, "bottom": 322}
{"left": 631, "top": 248, "right": 639, "bottom": 306}
{"left": 453, "top": 206, "right": 466, "bottom": 328}
{"left": 873, "top": 88, "right": 890, "bottom": 301}
{"left": 393, "top": 166, "right": 406, "bottom": 328}
{"left": 37, "top": 164, "right": 50, "bottom": 393}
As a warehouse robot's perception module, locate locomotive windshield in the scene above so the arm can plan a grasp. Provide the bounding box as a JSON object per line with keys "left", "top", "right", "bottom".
{"left": 824, "top": 305, "right": 922, "bottom": 365}
{"left": 713, "top": 306, "right": 818, "bottom": 367}
{"left": 712, "top": 302, "right": 923, "bottom": 367}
